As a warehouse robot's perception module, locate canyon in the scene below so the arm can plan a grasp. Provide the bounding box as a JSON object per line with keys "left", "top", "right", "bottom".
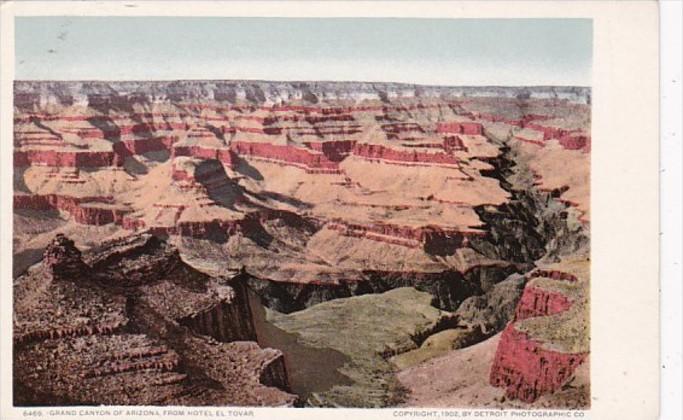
{"left": 13, "top": 81, "right": 590, "bottom": 409}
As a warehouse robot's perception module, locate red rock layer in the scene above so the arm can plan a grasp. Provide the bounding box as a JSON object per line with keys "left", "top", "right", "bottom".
{"left": 520, "top": 123, "right": 590, "bottom": 152}
{"left": 351, "top": 143, "right": 460, "bottom": 167}
{"left": 228, "top": 140, "right": 465, "bottom": 171}
{"left": 524, "top": 123, "right": 575, "bottom": 142}
{"left": 14, "top": 194, "right": 128, "bottom": 225}
{"left": 172, "top": 145, "right": 236, "bottom": 167}
{"left": 402, "top": 142, "right": 444, "bottom": 149}
{"left": 489, "top": 270, "right": 586, "bottom": 402}
{"left": 443, "top": 135, "right": 467, "bottom": 152}
{"left": 14, "top": 136, "right": 179, "bottom": 168}
{"left": 557, "top": 134, "right": 590, "bottom": 151}
{"left": 303, "top": 140, "right": 356, "bottom": 161}
{"left": 513, "top": 286, "right": 573, "bottom": 321}
{"left": 17, "top": 105, "right": 588, "bottom": 155}
{"left": 230, "top": 141, "right": 342, "bottom": 173}
{"left": 12, "top": 134, "right": 356, "bottom": 171}
{"left": 489, "top": 326, "right": 587, "bottom": 403}
{"left": 114, "top": 136, "right": 178, "bottom": 156}
{"left": 172, "top": 140, "right": 356, "bottom": 173}
{"left": 437, "top": 122, "right": 483, "bottom": 135}
{"left": 14, "top": 149, "right": 120, "bottom": 168}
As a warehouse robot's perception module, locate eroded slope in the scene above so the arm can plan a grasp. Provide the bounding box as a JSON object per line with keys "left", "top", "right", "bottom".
{"left": 14, "top": 234, "right": 296, "bottom": 406}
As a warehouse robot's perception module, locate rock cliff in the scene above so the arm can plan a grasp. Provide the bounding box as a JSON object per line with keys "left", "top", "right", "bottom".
{"left": 13, "top": 233, "right": 296, "bottom": 406}
{"left": 489, "top": 261, "right": 589, "bottom": 404}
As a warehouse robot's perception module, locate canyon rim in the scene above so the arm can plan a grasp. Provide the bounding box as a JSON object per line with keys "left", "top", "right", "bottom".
{"left": 10, "top": 16, "right": 592, "bottom": 411}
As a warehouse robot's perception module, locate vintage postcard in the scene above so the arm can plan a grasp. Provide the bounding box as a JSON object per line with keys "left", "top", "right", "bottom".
{"left": 0, "top": 2, "right": 660, "bottom": 420}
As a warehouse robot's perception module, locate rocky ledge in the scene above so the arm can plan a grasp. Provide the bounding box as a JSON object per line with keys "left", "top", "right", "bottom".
{"left": 489, "top": 258, "right": 589, "bottom": 404}
{"left": 13, "top": 233, "right": 297, "bottom": 406}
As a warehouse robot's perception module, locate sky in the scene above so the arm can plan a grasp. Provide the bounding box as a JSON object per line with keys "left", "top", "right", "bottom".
{"left": 15, "top": 17, "right": 592, "bottom": 86}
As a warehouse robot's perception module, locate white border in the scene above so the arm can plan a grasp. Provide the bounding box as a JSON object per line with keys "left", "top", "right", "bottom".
{"left": 659, "top": 2, "right": 682, "bottom": 420}
{"left": 0, "top": 2, "right": 661, "bottom": 420}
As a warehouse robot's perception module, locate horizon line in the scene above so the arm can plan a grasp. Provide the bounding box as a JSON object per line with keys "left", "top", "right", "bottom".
{"left": 14, "top": 79, "right": 591, "bottom": 90}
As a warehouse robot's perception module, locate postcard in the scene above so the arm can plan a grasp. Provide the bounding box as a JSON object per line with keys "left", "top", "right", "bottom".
{"left": 0, "top": 2, "right": 660, "bottom": 420}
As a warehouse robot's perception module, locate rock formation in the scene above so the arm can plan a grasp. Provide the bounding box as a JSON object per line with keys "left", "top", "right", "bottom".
{"left": 13, "top": 233, "right": 296, "bottom": 406}
{"left": 13, "top": 81, "right": 590, "bottom": 409}
{"left": 42, "top": 234, "right": 90, "bottom": 280}
{"left": 489, "top": 260, "right": 589, "bottom": 403}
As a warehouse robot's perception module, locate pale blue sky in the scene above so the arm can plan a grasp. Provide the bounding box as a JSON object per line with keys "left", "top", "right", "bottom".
{"left": 15, "top": 17, "right": 592, "bottom": 86}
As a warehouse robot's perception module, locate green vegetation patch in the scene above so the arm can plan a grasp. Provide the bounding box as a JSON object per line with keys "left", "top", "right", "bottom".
{"left": 266, "top": 287, "right": 455, "bottom": 407}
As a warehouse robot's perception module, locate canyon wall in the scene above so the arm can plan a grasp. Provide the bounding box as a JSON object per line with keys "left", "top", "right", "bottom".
{"left": 14, "top": 194, "right": 127, "bottom": 226}
{"left": 178, "top": 278, "right": 257, "bottom": 343}
{"left": 489, "top": 269, "right": 588, "bottom": 403}
{"left": 489, "top": 327, "right": 587, "bottom": 403}
{"left": 513, "top": 285, "right": 573, "bottom": 320}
